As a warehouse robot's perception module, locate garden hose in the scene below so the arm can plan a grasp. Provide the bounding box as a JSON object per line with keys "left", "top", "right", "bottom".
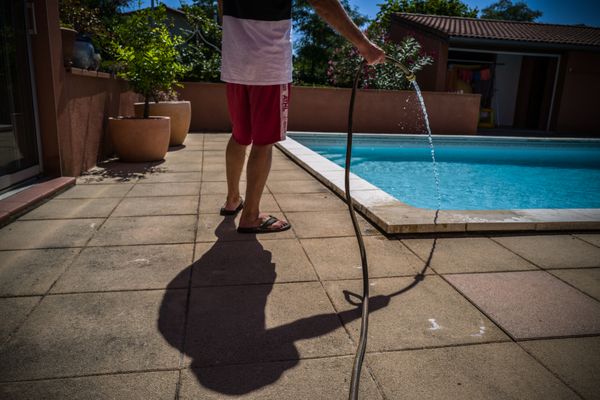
{"left": 346, "top": 56, "right": 415, "bottom": 400}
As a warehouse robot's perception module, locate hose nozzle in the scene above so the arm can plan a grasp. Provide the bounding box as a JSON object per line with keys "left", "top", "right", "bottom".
{"left": 385, "top": 55, "right": 416, "bottom": 82}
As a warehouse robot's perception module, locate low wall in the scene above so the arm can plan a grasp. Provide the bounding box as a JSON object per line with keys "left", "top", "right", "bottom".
{"left": 177, "top": 82, "right": 480, "bottom": 135}
{"left": 57, "top": 68, "right": 141, "bottom": 176}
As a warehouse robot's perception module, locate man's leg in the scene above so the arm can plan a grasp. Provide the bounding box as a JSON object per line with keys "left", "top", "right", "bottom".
{"left": 223, "top": 136, "right": 247, "bottom": 211}
{"left": 238, "top": 143, "right": 287, "bottom": 230}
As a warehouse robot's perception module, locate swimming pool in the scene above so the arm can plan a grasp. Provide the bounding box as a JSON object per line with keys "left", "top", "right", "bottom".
{"left": 289, "top": 133, "right": 600, "bottom": 210}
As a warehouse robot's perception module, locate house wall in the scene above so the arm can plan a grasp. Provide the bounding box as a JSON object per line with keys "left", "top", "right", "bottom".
{"left": 554, "top": 51, "right": 600, "bottom": 133}
{"left": 177, "top": 82, "right": 481, "bottom": 135}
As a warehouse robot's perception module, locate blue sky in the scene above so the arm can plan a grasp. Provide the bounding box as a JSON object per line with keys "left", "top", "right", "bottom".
{"left": 127, "top": 0, "right": 600, "bottom": 27}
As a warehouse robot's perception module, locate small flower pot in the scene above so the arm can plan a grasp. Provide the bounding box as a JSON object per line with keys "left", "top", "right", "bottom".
{"left": 134, "top": 101, "right": 191, "bottom": 146}
{"left": 108, "top": 116, "right": 170, "bottom": 162}
{"left": 60, "top": 27, "right": 77, "bottom": 68}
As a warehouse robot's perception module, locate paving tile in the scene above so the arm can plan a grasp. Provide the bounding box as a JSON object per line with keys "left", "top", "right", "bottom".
{"left": 0, "top": 219, "right": 102, "bottom": 250}
{"left": 0, "top": 371, "right": 179, "bottom": 400}
{"left": 196, "top": 213, "right": 295, "bottom": 242}
{"left": 202, "top": 169, "right": 246, "bottom": 182}
{"left": 193, "top": 239, "right": 317, "bottom": 286}
{"left": 52, "top": 244, "right": 193, "bottom": 293}
{"left": 574, "top": 234, "right": 600, "bottom": 247}
{"left": 301, "top": 236, "right": 426, "bottom": 280}
{"left": 154, "top": 160, "right": 203, "bottom": 173}
{"left": 267, "top": 179, "right": 330, "bottom": 194}
{"left": 0, "top": 296, "right": 40, "bottom": 343}
{"left": 112, "top": 196, "right": 198, "bottom": 217}
{"left": 367, "top": 342, "right": 579, "bottom": 400}
{"left": 181, "top": 282, "right": 355, "bottom": 367}
{"left": 163, "top": 150, "right": 203, "bottom": 163}
{"left": 19, "top": 198, "right": 120, "bottom": 220}
{"left": 446, "top": 271, "right": 600, "bottom": 339}
{"left": 402, "top": 237, "right": 538, "bottom": 274}
{"left": 520, "top": 337, "right": 600, "bottom": 400}
{"left": 273, "top": 192, "right": 345, "bottom": 212}
{"left": 127, "top": 182, "right": 201, "bottom": 197}
{"left": 492, "top": 235, "right": 600, "bottom": 269}
{"left": 55, "top": 184, "right": 133, "bottom": 199}
{"left": 200, "top": 181, "right": 269, "bottom": 195}
{"left": 549, "top": 268, "right": 600, "bottom": 301}
{"left": 89, "top": 215, "right": 196, "bottom": 246}
{"left": 286, "top": 211, "right": 380, "bottom": 239}
{"left": 0, "top": 249, "right": 79, "bottom": 296}
{"left": 267, "top": 169, "right": 315, "bottom": 181}
{"left": 0, "top": 290, "right": 186, "bottom": 380}
{"left": 199, "top": 193, "right": 279, "bottom": 214}
{"left": 325, "top": 276, "right": 508, "bottom": 351}
{"left": 76, "top": 162, "right": 158, "bottom": 185}
{"left": 179, "top": 356, "right": 382, "bottom": 399}
{"left": 136, "top": 171, "right": 203, "bottom": 183}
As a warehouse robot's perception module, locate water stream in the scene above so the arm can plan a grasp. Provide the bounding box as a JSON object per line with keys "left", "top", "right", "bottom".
{"left": 412, "top": 81, "right": 442, "bottom": 211}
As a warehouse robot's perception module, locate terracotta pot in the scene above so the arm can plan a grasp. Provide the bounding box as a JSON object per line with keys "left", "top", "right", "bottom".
{"left": 108, "top": 116, "right": 170, "bottom": 162}
{"left": 60, "top": 27, "right": 77, "bottom": 68}
{"left": 134, "top": 101, "right": 191, "bottom": 146}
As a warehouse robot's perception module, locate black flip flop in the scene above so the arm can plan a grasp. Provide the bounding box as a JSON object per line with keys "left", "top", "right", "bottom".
{"left": 237, "top": 215, "right": 291, "bottom": 234}
{"left": 220, "top": 198, "right": 244, "bottom": 216}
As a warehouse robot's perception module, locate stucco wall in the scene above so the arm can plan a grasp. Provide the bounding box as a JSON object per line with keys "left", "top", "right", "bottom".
{"left": 177, "top": 82, "right": 481, "bottom": 135}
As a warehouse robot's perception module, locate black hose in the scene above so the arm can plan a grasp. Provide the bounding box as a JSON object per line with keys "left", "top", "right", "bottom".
{"left": 346, "top": 56, "right": 415, "bottom": 400}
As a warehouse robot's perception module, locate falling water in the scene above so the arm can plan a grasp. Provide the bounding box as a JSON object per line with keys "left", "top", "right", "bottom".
{"left": 411, "top": 81, "right": 442, "bottom": 211}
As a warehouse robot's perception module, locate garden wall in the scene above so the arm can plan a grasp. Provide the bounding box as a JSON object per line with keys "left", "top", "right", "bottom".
{"left": 178, "top": 82, "right": 480, "bottom": 135}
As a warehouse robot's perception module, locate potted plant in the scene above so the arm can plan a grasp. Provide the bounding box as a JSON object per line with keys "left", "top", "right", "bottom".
{"left": 108, "top": 5, "right": 189, "bottom": 162}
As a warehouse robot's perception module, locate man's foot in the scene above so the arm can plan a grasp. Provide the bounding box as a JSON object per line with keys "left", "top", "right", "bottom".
{"left": 237, "top": 214, "right": 291, "bottom": 234}
{"left": 220, "top": 197, "right": 244, "bottom": 216}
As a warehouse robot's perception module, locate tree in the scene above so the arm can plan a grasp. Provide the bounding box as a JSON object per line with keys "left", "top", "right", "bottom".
{"left": 481, "top": 0, "right": 542, "bottom": 22}
{"left": 293, "top": 0, "right": 368, "bottom": 85}
{"left": 374, "top": 0, "right": 478, "bottom": 31}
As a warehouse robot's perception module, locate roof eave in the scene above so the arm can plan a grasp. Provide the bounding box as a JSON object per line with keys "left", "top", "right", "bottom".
{"left": 449, "top": 36, "right": 600, "bottom": 53}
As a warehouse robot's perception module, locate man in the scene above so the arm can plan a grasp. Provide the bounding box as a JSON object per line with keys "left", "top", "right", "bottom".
{"left": 218, "top": 0, "right": 385, "bottom": 233}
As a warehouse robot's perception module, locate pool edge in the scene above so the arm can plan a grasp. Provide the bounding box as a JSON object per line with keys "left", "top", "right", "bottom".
{"left": 276, "top": 134, "right": 600, "bottom": 234}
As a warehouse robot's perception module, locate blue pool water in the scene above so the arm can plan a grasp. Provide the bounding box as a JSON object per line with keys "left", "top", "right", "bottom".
{"left": 290, "top": 134, "right": 600, "bottom": 210}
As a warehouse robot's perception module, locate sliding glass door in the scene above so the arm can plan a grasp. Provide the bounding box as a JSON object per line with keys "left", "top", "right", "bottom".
{"left": 0, "top": 0, "right": 41, "bottom": 191}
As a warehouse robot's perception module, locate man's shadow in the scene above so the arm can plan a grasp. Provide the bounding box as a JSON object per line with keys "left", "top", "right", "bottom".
{"left": 158, "top": 217, "right": 433, "bottom": 395}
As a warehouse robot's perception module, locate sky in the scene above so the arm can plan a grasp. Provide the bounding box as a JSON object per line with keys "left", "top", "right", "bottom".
{"left": 126, "top": 0, "right": 600, "bottom": 27}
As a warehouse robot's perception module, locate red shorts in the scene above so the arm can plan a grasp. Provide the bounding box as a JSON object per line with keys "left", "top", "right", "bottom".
{"left": 226, "top": 83, "right": 291, "bottom": 146}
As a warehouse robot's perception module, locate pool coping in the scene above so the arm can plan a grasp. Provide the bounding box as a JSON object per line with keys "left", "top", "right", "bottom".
{"left": 276, "top": 132, "right": 600, "bottom": 234}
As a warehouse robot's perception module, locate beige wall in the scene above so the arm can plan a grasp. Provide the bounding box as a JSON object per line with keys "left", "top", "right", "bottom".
{"left": 178, "top": 82, "right": 481, "bottom": 135}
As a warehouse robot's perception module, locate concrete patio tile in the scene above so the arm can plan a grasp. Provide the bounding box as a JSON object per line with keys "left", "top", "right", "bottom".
{"left": 549, "top": 268, "right": 600, "bottom": 301}
{"left": 446, "top": 271, "right": 600, "bottom": 339}
{"left": 0, "top": 219, "right": 102, "bottom": 250}
{"left": 273, "top": 192, "right": 345, "bottom": 212}
{"left": 0, "top": 290, "right": 186, "bottom": 381}
{"left": 267, "top": 179, "right": 330, "bottom": 194}
{"left": 182, "top": 282, "right": 355, "bottom": 367}
{"left": 286, "top": 211, "right": 380, "bottom": 239}
{"left": 89, "top": 215, "right": 196, "bottom": 246}
{"left": 112, "top": 196, "right": 198, "bottom": 217}
{"left": 136, "top": 171, "right": 203, "bottom": 184}
{"left": 0, "top": 371, "right": 179, "bottom": 400}
{"left": 0, "top": 296, "right": 40, "bottom": 343}
{"left": 199, "top": 193, "right": 279, "bottom": 214}
{"left": 127, "top": 182, "right": 201, "bottom": 197}
{"left": 402, "top": 237, "right": 538, "bottom": 274}
{"left": 367, "top": 342, "right": 579, "bottom": 400}
{"left": 195, "top": 213, "right": 296, "bottom": 242}
{"left": 164, "top": 149, "right": 203, "bottom": 162}
{"left": 18, "top": 198, "right": 120, "bottom": 220}
{"left": 201, "top": 161, "right": 229, "bottom": 172}
{"left": 193, "top": 238, "right": 317, "bottom": 286}
{"left": 267, "top": 169, "right": 315, "bottom": 181}
{"left": 202, "top": 170, "right": 246, "bottom": 182}
{"left": 520, "top": 337, "right": 600, "bottom": 400}
{"left": 492, "top": 235, "right": 600, "bottom": 269}
{"left": 325, "top": 276, "right": 508, "bottom": 352}
{"left": 574, "top": 233, "right": 600, "bottom": 247}
{"left": 202, "top": 141, "right": 227, "bottom": 151}
{"left": 55, "top": 184, "right": 133, "bottom": 199}
{"left": 200, "top": 181, "right": 269, "bottom": 195}
{"left": 0, "top": 249, "right": 79, "bottom": 296}
{"left": 301, "top": 236, "right": 426, "bottom": 280}
{"left": 51, "top": 244, "right": 193, "bottom": 293}
{"left": 179, "top": 356, "right": 382, "bottom": 400}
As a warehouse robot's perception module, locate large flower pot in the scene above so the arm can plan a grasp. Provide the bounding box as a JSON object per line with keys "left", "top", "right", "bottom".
{"left": 108, "top": 116, "right": 170, "bottom": 162}
{"left": 134, "top": 101, "right": 191, "bottom": 146}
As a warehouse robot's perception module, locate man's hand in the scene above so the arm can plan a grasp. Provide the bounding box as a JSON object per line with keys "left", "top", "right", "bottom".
{"left": 358, "top": 41, "right": 386, "bottom": 65}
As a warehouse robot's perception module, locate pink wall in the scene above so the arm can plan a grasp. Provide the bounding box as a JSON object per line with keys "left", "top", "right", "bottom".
{"left": 177, "top": 82, "right": 480, "bottom": 135}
